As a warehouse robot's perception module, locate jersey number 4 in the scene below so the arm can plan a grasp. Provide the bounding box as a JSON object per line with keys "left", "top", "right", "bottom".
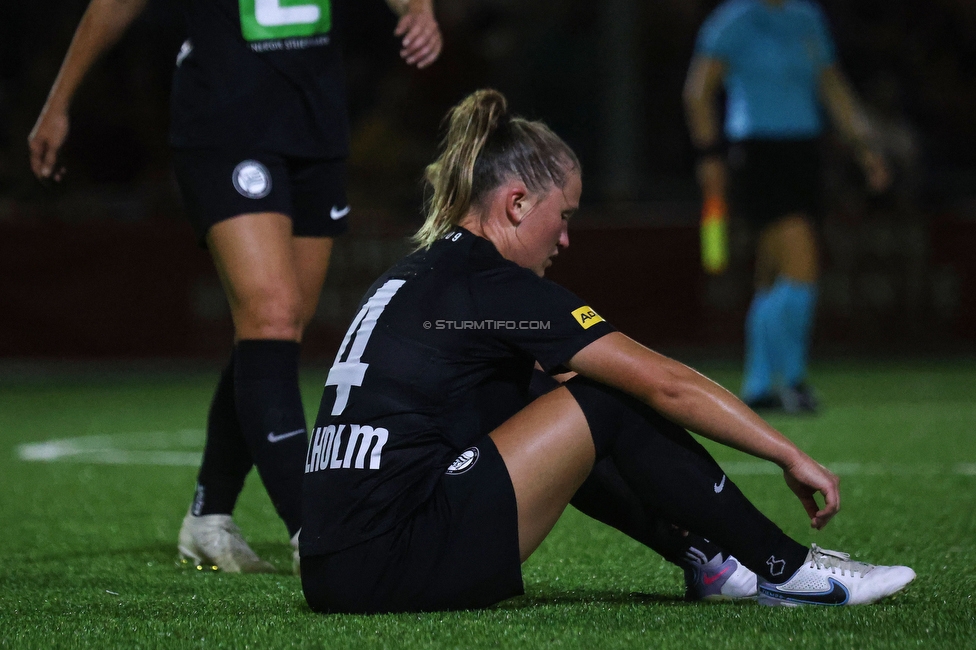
{"left": 239, "top": 0, "right": 332, "bottom": 42}
{"left": 325, "top": 279, "right": 406, "bottom": 416}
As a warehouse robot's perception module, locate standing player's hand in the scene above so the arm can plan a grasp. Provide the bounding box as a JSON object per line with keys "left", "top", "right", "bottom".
{"left": 782, "top": 455, "right": 840, "bottom": 530}
{"left": 859, "top": 147, "right": 892, "bottom": 194}
{"left": 28, "top": 108, "right": 69, "bottom": 182}
{"left": 394, "top": 1, "right": 441, "bottom": 69}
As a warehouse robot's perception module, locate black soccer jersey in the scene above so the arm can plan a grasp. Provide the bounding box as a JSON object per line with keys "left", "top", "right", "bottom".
{"left": 169, "top": 0, "right": 349, "bottom": 158}
{"left": 302, "top": 228, "right": 615, "bottom": 555}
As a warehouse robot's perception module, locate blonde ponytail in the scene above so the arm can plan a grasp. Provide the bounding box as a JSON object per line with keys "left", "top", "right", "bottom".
{"left": 413, "top": 89, "right": 579, "bottom": 249}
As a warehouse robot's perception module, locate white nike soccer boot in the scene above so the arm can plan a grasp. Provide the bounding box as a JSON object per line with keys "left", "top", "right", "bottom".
{"left": 291, "top": 529, "right": 301, "bottom": 576}
{"left": 684, "top": 548, "right": 758, "bottom": 601}
{"left": 177, "top": 510, "right": 276, "bottom": 573}
{"left": 758, "top": 544, "right": 915, "bottom": 606}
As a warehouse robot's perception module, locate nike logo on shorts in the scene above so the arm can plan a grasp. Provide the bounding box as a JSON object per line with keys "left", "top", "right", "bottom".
{"left": 714, "top": 474, "right": 727, "bottom": 493}
{"left": 267, "top": 428, "right": 306, "bottom": 443}
{"left": 330, "top": 205, "right": 351, "bottom": 220}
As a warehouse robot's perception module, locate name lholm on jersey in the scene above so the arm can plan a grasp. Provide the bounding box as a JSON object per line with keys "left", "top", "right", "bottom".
{"left": 305, "top": 424, "right": 388, "bottom": 473}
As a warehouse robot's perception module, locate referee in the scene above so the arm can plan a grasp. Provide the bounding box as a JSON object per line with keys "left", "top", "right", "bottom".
{"left": 684, "top": 0, "right": 890, "bottom": 412}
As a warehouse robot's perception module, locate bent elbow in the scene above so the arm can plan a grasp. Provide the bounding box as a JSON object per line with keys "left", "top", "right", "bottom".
{"left": 643, "top": 367, "right": 691, "bottom": 410}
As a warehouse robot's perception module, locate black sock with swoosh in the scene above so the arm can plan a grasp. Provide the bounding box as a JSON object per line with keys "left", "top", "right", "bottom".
{"left": 570, "top": 459, "right": 724, "bottom": 566}
{"left": 235, "top": 339, "right": 308, "bottom": 537}
{"left": 565, "top": 375, "right": 808, "bottom": 583}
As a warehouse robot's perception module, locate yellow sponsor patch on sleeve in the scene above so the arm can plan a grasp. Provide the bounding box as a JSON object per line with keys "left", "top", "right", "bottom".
{"left": 571, "top": 306, "right": 604, "bottom": 329}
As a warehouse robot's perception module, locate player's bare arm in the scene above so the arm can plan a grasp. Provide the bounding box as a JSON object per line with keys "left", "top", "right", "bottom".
{"left": 569, "top": 332, "right": 841, "bottom": 529}
{"left": 819, "top": 64, "right": 891, "bottom": 192}
{"left": 683, "top": 55, "right": 728, "bottom": 200}
{"left": 29, "top": 0, "right": 149, "bottom": 181}
{"left": 386, "top": 0, "right": 442, "bottom": 69}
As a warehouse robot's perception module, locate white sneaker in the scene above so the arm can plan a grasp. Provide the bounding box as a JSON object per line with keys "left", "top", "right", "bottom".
{"left": 758, "top": 544, "right": 915, "bottom": 606}
{"left": 177, "top": 510, "right": 276, "bottom": 573}
{"left": 683, "top": 548, "right": 758, "bottom": 601}
{"left": 291, "top": 529, "right": 301, "bottom": 576}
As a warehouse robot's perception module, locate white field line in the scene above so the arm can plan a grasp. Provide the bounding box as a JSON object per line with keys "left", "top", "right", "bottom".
{"left": 16, "top": 429, "right": 204, "bottom": 466}
{"left": 13, "top": 431, "right": 976, "bottom": 474}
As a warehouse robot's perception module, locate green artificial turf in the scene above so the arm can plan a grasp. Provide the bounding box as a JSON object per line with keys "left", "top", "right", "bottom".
{"left": 1, "top": 360, "right": 974, "bottom": 648}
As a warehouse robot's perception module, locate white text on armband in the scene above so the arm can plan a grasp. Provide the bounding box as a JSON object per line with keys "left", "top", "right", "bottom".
{"left": 304, "top": 424, "right": 388, "bottom": 473}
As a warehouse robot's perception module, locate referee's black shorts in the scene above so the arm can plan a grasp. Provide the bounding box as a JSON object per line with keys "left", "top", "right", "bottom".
{"left": 172, "top": 148, "right": 349, "bottom": 246}
{"left": 726, "top": 138, "right": 823, "bottom": 230}
{"left": 301, "top": 437, "right": 524, "bottom": 614}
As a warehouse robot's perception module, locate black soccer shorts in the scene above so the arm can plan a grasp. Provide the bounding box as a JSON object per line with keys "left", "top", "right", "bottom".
{"left": 726, "top": 138, "right": 823, "bottom": 229}
{"left": 301, "top": 436, "right": 524, "bottom": 614}
{"left": 172, "top": 148, "right": 349, "bottom": 246}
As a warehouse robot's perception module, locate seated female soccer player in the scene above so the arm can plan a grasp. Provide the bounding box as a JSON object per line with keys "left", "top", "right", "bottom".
{"left": 299, "top": 89, "right": 915, "bottom": 613}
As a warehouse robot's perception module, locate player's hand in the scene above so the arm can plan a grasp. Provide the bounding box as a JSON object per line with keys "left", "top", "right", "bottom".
{"left": 28, "top": 108, "right": 69, "bottom": 182}
{"left": 394, "top": 3, "right": 441, "bottom": 69}
{"left": 858, "top": 147, "right": 891, "bottom": 194}
{"left": 782, "top": 455, "right": 840, "bottom": 530}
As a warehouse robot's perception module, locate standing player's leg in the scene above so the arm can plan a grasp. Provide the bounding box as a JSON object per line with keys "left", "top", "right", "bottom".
{"left": 208, "top": 212, "right": 316, "bottom": 534}
{"left": 734, "top": 142, "right": 782, "bottom": 409}
{"left": 741, "top": 222, "right": 778, "bottom": 407}
{"left": 174, "top": 151, "right": 343, "bottom": 572}
{"left": 742, "top": 140, "right": 822, "bottom": 412}
{"left": 184, "top": 233, "right": 335, "bottom": 573}
{"left": 181, "top": 212, "right": 329, "bottom": 572}
{"left": 179, "top": 212, "right": 307, "bottom": 572}
{"left": 759, "top": 213, "right": 819, "bottom": 412}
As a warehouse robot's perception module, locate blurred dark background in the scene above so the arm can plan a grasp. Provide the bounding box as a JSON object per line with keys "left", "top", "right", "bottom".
{"left": 1, "top": 0, "right": 974, "bottom": 360}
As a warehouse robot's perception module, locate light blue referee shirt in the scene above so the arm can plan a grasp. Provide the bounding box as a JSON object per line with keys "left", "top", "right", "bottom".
{"left": 694, "top": 0, "right": 837, "bottom": 140}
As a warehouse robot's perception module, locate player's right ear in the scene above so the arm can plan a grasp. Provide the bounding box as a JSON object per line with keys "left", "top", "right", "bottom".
{"left": 502, "top": 181, "right": 530, "bottom": 227}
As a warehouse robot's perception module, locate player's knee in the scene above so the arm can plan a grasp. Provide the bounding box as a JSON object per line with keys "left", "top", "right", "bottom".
{"left": 563, "top": 376, "right": 632, "bottom": 458}
{"left": 234, "top": 291, "right": 304, "bottom": 340}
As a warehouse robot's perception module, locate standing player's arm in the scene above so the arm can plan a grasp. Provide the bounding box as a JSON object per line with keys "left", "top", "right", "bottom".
{"left": 683, "top": 55, "right": 727, "bottom": 201}
{"left": 385, "top": 0, "right": 442, "bottom": 69}
{"left": 819, "top": 64, "right": 890, "bottom": 193}
{"left": 568, "top": 332, "right": 840, "bottom": 530}
{"left": 684, "top": 54, "right": 730, "bottom": 273}
{"left": 29, "top": 0, "right": 149, "bottom": 181}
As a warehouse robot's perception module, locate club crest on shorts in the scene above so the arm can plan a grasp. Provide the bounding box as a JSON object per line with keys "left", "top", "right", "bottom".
{"left": 446, "top": 447, "right": 479, "bottom": 475}
{"left": 232, "top": 160, "right": 271, "bottom": 199}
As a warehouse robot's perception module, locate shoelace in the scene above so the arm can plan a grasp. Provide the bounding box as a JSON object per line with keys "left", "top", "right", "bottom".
{"left": 809, "top": 544, "right": 875, "bottom": 578}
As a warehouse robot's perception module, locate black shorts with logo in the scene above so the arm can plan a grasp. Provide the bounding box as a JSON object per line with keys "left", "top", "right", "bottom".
{"left": 301, "top": 436, "right": 523, "bottom": 614}
{"left": 726, "top": 138, "right": 823, "bottom": 229}
{"left": 172, "top": 148, "right": 349, "bottom": 246}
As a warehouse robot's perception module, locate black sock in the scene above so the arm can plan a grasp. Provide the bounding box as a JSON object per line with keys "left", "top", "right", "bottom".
{"left": 543, "top": 370, "right": 726, "bottom": 570}
{"left": 235, "top": 339, "right": 308, "bottom": 537}
{"left": 565, "top": 376, "right": 808, "bottom": 583}
{"left": 193, "top": 350, "right": 252, "bottom": 516}
{"left": 571, "top": 458, "right": 725, "bottom": 566}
